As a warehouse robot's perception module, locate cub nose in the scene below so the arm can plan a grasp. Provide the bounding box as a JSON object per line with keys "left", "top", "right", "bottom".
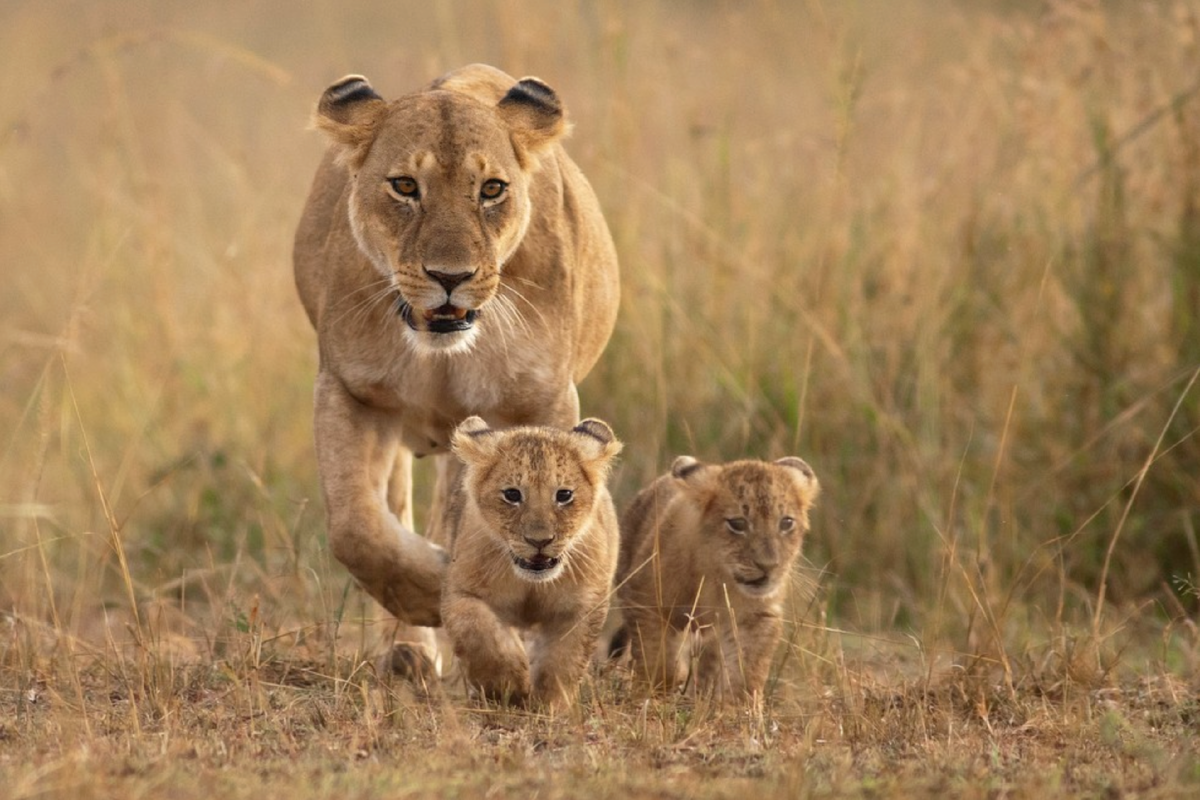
{"left": 523, "top": 534, "right": 555, "bottom": 551}
{"left": 425, "top": 268, "right": 475, "bottom": 294}
{"left": 753, "top": 561, "right": 776, "bottom": 579}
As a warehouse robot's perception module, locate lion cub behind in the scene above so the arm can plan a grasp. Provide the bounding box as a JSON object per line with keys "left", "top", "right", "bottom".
{"left": 614, "top": 456, "right": 820, "bottom": 700}
{"left": 442, "top": 416, "right": 622, "bottom": 710}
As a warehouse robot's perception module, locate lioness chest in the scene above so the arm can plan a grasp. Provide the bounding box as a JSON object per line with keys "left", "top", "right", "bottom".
{"left": 334, "top": 333, "right": 561, "bottom": 456}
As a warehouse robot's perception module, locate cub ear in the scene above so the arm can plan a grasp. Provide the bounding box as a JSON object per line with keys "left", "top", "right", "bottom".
{"left": 775, "top": 456, "right": 821, "bottom": 498}
{"left": 670, "top": 456, "right": 716, "bottom": 493}
{"left": 572, "top": 418, "right": 623, "bottom": 466}
{"left": 451, "top": 415, "right": 498, "bottom": 464}
{"left": 497, "top": 77, "right": 569, "bottom": 164}
{"left": 313, "top": 75, "right": 387, "bottom": 171}
{"left": 671, "top": 456, "right": 705, "bottom": 480}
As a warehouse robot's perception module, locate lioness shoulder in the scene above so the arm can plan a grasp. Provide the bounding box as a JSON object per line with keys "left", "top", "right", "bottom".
{"left": 442, "top": 416, "right": 622, "bottom": 710}
{"left": 615, "top": 455, "right": 820, "bottom": 700}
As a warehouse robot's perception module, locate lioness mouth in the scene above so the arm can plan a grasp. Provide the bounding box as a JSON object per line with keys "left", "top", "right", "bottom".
{"left": 513, "top": 553, "right": 560, "bottom": 573}
{"left": 396, "top": 300, "right": 479, "bottom": 334}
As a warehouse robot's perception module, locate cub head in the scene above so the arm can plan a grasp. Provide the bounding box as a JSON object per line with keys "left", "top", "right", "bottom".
{"left": 451, "top": 416, "right": 622, "bottom": 583}
{"left": 671, "top": 456, "right": 820, "bottom": 599}
{"left": 313, "top": 69, "right": 568, "bottom": 355}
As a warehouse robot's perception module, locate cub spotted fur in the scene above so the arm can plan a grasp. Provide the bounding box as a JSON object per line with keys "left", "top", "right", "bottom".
{"left": 442, "top": 416, "right": 621, "bottom": 709}
{"left": 293, "top": 64, "right": 619, "bottom": 638}
{"left": 614, "top": 456, "right": 820, "bottom": 700}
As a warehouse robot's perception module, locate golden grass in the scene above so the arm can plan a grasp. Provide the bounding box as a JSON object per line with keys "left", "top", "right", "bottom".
{"left": 3, "top": 0, "right": 1200, "bottom": 796}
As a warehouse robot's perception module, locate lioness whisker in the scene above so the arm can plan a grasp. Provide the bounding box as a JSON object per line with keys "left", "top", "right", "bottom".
{"left": 501, "top": 283, "right": 546, "bottom": 329}
{"left": 492, "top": 292, "right": 530, "bottom": 342}
{"left": 329, "top": 277, "right": 397, "bottom": 328}
{"left": 486, "top": 294, "right": 518, "bottom": 362}
{"left": 507, "top": 274, "right": 546, "bottom": 291}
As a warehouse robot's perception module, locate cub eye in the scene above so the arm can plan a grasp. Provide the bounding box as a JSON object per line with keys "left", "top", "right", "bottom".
{"left": 389, "top": 176, "right": 420, "bottom": 198}
{"left": 779, "top": 516, "right": 796, "bottom": 534}
{"left": 555, "top": 488, "right": 574, "bottom": 505}
{"left": 725, "top": 517, "right": 748, "bottom": 535}
{"left": 501, "top": 488, "right": 523, "bottom": 505}
{"left": 480, "top": 179, "right": 507, "bottom": 201}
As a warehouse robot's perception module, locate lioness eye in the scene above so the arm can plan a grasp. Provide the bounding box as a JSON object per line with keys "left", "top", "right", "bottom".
{"left": 556, "top": 488, "right": 574, "bottom": 505}
{"left": 725, "top": 518, "right": 748, "bottom": 535}
{"left": 389, "top": 176, "right": 419, "bottom": 198}
{"left": 480, "top": 179, "right": 507, "bottom": 201}
{"left": 501, "top": 488, "right": 523, "bottom": 505}
{"left": 779, "top": 516, "right": 796, "bottom": 533}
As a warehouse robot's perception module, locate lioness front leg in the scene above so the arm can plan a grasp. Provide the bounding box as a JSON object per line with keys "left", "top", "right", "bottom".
{"left": 314, "top": 371, "right": 447, "bottom": 626}
{"left": 443, "top": 591, "right": 531, "bottom": 704}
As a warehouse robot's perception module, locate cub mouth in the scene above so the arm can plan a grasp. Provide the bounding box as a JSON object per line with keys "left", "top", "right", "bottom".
{"left": 396, "top": 300, "right": 479, "bottom": 334}
{"left": 512, "top": 553, "right": 561, "bottom": 574}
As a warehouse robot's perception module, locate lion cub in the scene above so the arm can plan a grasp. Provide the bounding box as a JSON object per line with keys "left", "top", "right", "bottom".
{"left": 615, "top": 456, "right": 820, "bottom": 700}
{"left": 442, "top": 416, "right": 622, "bottom": 710}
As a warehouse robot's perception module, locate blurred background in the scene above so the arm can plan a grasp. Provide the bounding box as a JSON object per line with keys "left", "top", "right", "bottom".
{"left": 2, "top": 0, "right": 1198, "bottom": 676}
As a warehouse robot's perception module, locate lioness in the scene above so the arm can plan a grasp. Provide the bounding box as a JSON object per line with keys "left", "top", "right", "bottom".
{"left": 614, "top": 456, "right": 820, "bottom": 700}
{"left": 292, "top": 65, "right": 619, "bottom": 641}
{"left": 442, "top": 416, "right": 621, "bottom": 710}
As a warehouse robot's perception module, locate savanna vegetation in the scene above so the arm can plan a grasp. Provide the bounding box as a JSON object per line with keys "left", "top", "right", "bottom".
{"left": 2, "top": 0, "right": 1199, "bottom": 796}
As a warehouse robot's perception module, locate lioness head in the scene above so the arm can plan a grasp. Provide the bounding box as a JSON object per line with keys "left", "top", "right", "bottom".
{"left": 452, "top": 416, "right": 621, "bottom": 583}
{"left": 313, "top": 70, "right": 568, "bottom": 354}
{"left": 671, "top": 456, "right": 820, "bottom": 599}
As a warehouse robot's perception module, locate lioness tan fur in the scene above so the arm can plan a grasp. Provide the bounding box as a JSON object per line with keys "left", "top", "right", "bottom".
{"left": 615, "top": 456, "right": 820, "bottom": 700}
{"left": 442, "top": 416, "right": 621, "bottom": 710}
{"left": 292, "top": 65, "right": 619, "bottom": 638}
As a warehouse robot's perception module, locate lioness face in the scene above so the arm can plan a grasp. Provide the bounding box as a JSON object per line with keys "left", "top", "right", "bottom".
{"left": 452, "top": 417, "right": 622, "bottom": 584}
{"left": 315, "top": 75, "right": 567, "bottom": 355}
{"left": 675, "top": 458, "right": 820, "bottom": 599}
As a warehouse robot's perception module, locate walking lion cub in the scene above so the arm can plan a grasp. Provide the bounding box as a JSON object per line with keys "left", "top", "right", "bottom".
{"left": 442, "top": 416, "right": 622, "bottom": 710}
{"left": 614, "top": 455, "right": 820, "bottom": 700}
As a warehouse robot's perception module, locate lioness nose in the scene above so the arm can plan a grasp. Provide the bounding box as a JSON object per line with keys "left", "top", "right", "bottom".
{"left": 425, "top": 268, "right": 475, "bottom": 294}
{"left": 523, "top": 534, "right": 555, "bottom": 550}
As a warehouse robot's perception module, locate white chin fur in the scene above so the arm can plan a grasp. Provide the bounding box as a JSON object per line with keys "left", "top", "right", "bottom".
{"left": 403, "top": 324, "right": 480, "bottom": 356}
{"left": 511, "top": 561, "right": 565, "bottom": 584}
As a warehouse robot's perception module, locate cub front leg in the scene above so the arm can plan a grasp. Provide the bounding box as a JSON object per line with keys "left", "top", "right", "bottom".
{"left": 313, "top": 370, "right": 447, "bottom": 626}
{"left": 737, "top": 612, "right": 785, "bottom": 698}
{"left": 529, "top": 603, "right": 608, "bottom": 711}
{"left": 443, "top": 591, "right": 531, "bottom": 704}
{"left": 698, "top": 612, "right": 783, "bottom": 701}
{"left": 625, "top": 610, "right": 686, "bottom": 693}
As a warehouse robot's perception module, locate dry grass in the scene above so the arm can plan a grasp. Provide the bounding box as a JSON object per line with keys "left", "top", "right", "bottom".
{"left": 3, "top": 0, "right": 1200, "bottom": 796}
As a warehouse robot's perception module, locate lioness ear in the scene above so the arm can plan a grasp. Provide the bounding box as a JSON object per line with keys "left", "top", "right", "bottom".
{"left": 313, "top": 75, "right": 387, "bottom": 171}
{"left": 775, "top": 456, "right": 821, "bottom": 500}
{"left": 498, "top": 77, "right": 569, "bottom": 165}
{"left": 572, "top": 418, "right": 622, "bottom": 466}
{"left": 451, "top": 416, "right": 498, "bottom": 464}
